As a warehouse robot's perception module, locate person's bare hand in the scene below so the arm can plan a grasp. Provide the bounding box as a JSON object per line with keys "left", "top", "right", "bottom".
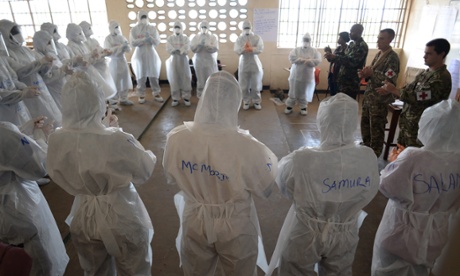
{"left": 324, "top": 52, "right": 335, "bottom": 60}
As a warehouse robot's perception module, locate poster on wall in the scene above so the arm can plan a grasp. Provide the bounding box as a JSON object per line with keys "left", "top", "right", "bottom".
{"left": 253, "top": 9, "right": 278, "bottom": 42}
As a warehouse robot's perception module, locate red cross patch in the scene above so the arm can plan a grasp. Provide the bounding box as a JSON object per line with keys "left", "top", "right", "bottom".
{"left": 416, "top": 90, "right": 431, "bottom": 101}
{"left": 385, "top": 68, "right": 395, "bottom": 78}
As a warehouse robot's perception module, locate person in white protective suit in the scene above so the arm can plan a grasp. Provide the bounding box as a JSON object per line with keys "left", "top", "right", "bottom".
{"left": 66, "top": 23, "right": 116, "bottom": 101}
{"left": 266, "top": 92, "right": 379, "bottom": 276}
{"left": 0, "top": 34, "right": 35, "bottom": 127}
{"left": 130, "top": 10, "right": 164, "bottom": 104}
{"left": 0, "top": 19, "right": 62, "bottom": 127}
{"left": 163, "top": 70, "right": 278, "bottom": 276}
{"left": 0, "top": 121, "right": 69, "bottom": 276}
{"left": 190, "top": 20, "right": 219, "bottom": 98}
{"left": 104, "top": 20, "right": 134, "bottom": 106}
{"left": 166, "top": 21, "right": 192, "bottom": 107}
{"left": 371, "top": 99, "right": 460, "bottom": 276}
{"left": 47, "top": 71, "right": 156, "bottom": 275}
{"left": 33, "top": 30, "right": 74, "bottom": 111}
{"left": 80, "top": 21, "right": 120, "bottom": 110}
{"left": 285, "top": 33, "right": 322, "bottom": 116}
{"left": 234, "top": 20, "right": 264, "bottom": 110}
{"left": 0, "top": 54, "right": 53, "bottom": 151}
{"left": 41, "top": 22, "right": 73, "bottom": 61}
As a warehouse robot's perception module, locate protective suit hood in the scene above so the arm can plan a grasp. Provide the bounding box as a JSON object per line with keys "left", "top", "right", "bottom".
{"left": 41, "top": 22, "right": 61, "bottom": 41}
{"left": 40, "top": 22, "right": 55, "bottom": 35}
{"left": 109, "top": 21, "right": 122, "bottom": 36}
{"left": 66, "top": 23, "right": 87, "bottom": 43}
{"left": 242, "top": 20, "right": 252, "bottom": 30}
{"left": 242, "top": 20, "right": 253, "bottom": 35}
{"left": 138, "top": 10, "right": 149, "bottom": 24}
{"left": 199, "top": 20, "right": 209, "bottom": 32}
{"left": 0, "top": 19, "right": 22, "bottom": 50}
{"left": 418, "top": 99, "right": 460, "bottom": 152}
{"left": 61, "top": 71, "right": 106, "bottom": 130}
{"left": 302, "top": 33, "right": 311, "bottom": 48}
{"left": 32, "top": 30, "right": 54, "bottom": 55}
{"left": 173, "top": 21, "right": 183, "bottom": 35}
{"left": 192, "top": 71, "right": 242, "bottom": 130}
{"left": 317, "top": 93, "right": 358, "bottom": 149}
{"left": 79, "top": 21, "right": 93, "bottom": 38}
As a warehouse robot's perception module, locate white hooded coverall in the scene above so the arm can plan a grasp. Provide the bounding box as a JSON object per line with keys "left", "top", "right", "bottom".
{"left": 129, "top": 10, "right": 162, "bottom": 96}
{"left": 65, "top": 23, "right": 116, "bottom": 100}
{"left": 267, "top": 93, "right": 379, "bottom": 275}
{"left": 0, "top": 56, "right": 32, "bottom": 126}
{"left": 33, "top": 30, "right": 67, "bottom": 111}
{"left": 0, "top": 121, "right": 69, "bottom": 276}
{"left": 47, "top": 71, "right": 156, "bottom": 275}
{"left": 163, "top": 71, "right": 278, "bottom": 276}
{"left": 41, "top": 22, "right": 73, "bottom": 61}
{"left": 190, "top": 21, "right": 219, "bottom": 98}
{"left": 166, "top": 21, "right": 192, "bottom": 102}
{"left": 372, "top": 99, "right": 460, "bottom": 276}
{"left": 0, "top": 20, "right": 62, "bottom": 127}
{"left": 234, "top": 20, "right": 264, "bottom": 105}
{"left": 286, "top": 33, "right": 322, "bottom": 109}
{"left": 79, "top": 21, "right": 118, "bottom": 101}
{"left": 104, "top": 21, "right": 133, "bottom": 102}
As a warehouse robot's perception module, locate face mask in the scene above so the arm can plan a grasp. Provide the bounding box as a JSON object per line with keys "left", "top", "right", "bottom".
{"left": 244, "top": 29, "right": 250, "bottom": 35}
{"left": 114, "top": 27, "right": 121, "bottom": 35}
{"left": 53, "top": 32, "right": 61, "bottom": 41}
{"left": 76, "top": 33, "right": 86, "bottom": 43}
{"left": 174, "top": 28, "right": 181, "bottom": 35}
{"left": 141, "top": 18, "right": 148, "bottom": 25}
{"left": 303, "top": 42, "right": 310, "bottom": 48}
{"left": 46, "top": 44, "right": 56, "bottom": 55}
{"left": 201, "top": 27, "right": 208, "bottom": 34}
{"left": 86, "top": 29, "right": 93, "bottom": 37}
{"left": 12, "top": 33, "right": 24, "bottom": 45}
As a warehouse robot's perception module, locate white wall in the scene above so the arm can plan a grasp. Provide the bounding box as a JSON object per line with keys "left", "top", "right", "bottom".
{"left": 105, "top": 0, "right": 442, "bottom": 90}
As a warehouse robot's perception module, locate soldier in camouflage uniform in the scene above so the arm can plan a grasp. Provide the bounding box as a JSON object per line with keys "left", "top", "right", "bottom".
{"left": 378, "top": 38, "right": 452, "bottom": 148}
{"left": 324, "top": 24, "right": 368, "bottom": 100}
{"left": 360, "top": 29, "right": 400, "bottom": 157}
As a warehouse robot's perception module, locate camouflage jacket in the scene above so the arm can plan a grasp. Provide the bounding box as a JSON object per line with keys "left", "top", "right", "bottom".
{"left": 400, "top": 64, "right": 452, "bottom": 122}
{"left": 335, "top": 37, "right": 368, "bottom": 86}
{"left": 364, "top": 49, "right": 400, "bottom": 104}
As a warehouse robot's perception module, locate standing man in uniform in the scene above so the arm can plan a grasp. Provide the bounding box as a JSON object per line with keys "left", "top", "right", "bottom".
{"left": 378, "top": 38, "right": 451, "bottom": 149}
{"left": 359, "top": 29, "right": 400, "bottom": 157}
{"left": 324, "top": 24, "right": 368, "bottom": 100}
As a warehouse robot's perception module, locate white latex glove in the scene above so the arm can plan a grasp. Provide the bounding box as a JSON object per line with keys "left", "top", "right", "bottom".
{"left": 145, "top": 36, "right": 153, "bottom": 44}
{"left": 101, "top": 49, "right": 112, "bottom": 57}
{"left": 40, "top": 55, "right": 54, "bottom": 65}
{"left": 23, "top": 86, "right": 40, "bottom": 98}
{"left": 91, "top": 49, "right": 100, "bottom": 59}
{"left": 102, "top": 108, "right": 119, "bottom": 127}
{"left": 34, "top": 116, "right": 47, "bottom": 129}
{"left": 60, "top": 64, "right": 74, "bottom": 75}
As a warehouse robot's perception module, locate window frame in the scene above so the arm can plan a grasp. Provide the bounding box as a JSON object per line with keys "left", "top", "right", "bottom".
{"left": 277, "top": 0, "right": 410, "bottom": 49}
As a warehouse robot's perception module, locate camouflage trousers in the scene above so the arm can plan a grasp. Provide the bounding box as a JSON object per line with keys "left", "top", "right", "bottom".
{"left": 397, "top": 112, "right": 424, "bottom": 148}
{"left": 338, "top": 81, "right": 360, "bottom": 100}
{"left": 361, "top": 98, "right": 388, "bottom": 157}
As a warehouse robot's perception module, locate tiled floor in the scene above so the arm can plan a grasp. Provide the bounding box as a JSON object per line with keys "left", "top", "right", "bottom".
{"left": 41, "top": 85, "right": 393, "bottom": 275}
